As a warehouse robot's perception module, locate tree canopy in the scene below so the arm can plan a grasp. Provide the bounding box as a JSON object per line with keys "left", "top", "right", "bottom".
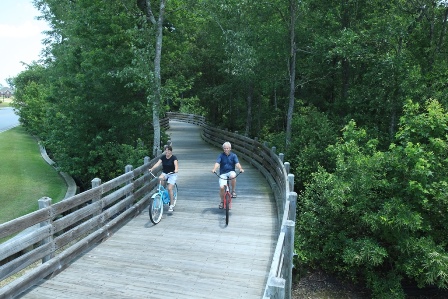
{"left": 11, "top": 0, "right": 448, "bottom": 296}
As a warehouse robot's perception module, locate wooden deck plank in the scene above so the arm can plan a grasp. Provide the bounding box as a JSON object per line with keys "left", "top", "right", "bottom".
{"left": 19, "top": 121, "right": 278, "bottom": 299}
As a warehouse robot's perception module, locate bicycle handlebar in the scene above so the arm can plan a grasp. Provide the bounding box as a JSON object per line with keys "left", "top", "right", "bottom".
{"left": 148, "top": 170, "right": 176, "bottom": 179}
{"left": 212, "top": 171, "right": 243, "bottom": 180}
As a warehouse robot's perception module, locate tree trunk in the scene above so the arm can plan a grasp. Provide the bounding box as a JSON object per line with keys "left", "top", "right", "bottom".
{"left": 286, "top": 0, "right": 297, "bottom": 150}
{"left": 142, "top": 0, "right": 166, "bottom": 156}
{"left": 341, "top": 0, "right": 350, "bottom": 103}
{"left": 245, "top": 82, "right": 253, "bottom": 136}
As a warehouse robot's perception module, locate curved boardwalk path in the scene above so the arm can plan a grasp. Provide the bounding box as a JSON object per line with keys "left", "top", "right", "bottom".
{"left": 20, "top": 121, "right": 278, "bottom": 299}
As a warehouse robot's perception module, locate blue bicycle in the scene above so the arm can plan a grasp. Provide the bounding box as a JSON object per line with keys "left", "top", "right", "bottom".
{"left": 148, "top": 171, "right": 178, "bottom": 224}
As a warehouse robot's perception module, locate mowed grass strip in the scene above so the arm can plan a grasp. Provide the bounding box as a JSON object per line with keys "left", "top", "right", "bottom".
{"left": 0, "top": 97, "right": 13, "bottom": 108}
{"left": 0, "top": 126, "right": 67, "bottom": 224}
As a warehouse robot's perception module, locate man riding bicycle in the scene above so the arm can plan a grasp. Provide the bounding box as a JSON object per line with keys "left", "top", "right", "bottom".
{"left": 211, "top": 141, "right": 244, "bottom": 209}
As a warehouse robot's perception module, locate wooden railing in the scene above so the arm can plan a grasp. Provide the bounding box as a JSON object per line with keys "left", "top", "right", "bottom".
{"left": 167, "top": 112, "right": 297, "bottom": 299}
{"left": 0, "top": 156, "right": 167, "bottom": 298}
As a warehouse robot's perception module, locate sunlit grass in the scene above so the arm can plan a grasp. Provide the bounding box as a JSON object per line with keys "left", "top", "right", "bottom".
{"left": 0, "top": 97, "right": 13, "bottom": 108}
{"left": 0, "top": 126, "right": 66, "bottom": 224}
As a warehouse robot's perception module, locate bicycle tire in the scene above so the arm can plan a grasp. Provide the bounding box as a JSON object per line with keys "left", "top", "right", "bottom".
{"left": 149, "top": 194, "right": 163, "bottom": 224}
{"left": 225, "top": 192, "right": 231, "bottom": 225}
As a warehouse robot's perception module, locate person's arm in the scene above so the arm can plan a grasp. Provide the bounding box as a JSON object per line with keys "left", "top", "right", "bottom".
{"left": 235, "top": 162, "right": 244, "bottom": 173}
{"left": 149, "top": 159, "right": 162, "bottom": 172}
{"left": 174, "top": 159, "right": 179, "bottom": 173}
{"left": 212, "top": 162, "right": 220, "bottom": 173}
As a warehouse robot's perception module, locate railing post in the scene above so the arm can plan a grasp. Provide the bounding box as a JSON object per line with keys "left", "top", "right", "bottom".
{"left": 266, "top": 276, "right": 285, "bottom": 299}
{"left": 271, "top": 146, "right": 276, "bottom": 154}
{"left": 279, "top": 153, "right": 284, "bottom": 163}
{"left": 287, "top": 173, "right": 294, "bottom": 192}
{"left": 92, "top": 178, "right": 101, "bottom": 188}
{"left": 284, "top": 162, "right": 290, "bottom": 174}
{"left": 144, "top": 156, "right": 150, "bottom": 164}
{"left": 125, "top": 165, "right": 133, "bottom": 209}
{"left": 284, "top": 219, "right": 295, "bottom": 299}
{"left": 288, "top": 192, "right": 297, "bottom": 223}
{"left": 91, "top": 178, "right": 102, "bottom": 217}
{"left": 38, "top": 197, "right": 53, "bottom": 263}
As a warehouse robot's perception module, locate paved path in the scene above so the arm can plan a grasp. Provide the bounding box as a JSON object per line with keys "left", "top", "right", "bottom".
{"left": 20, "top": 121, "right": 278, "bottom": 299}
{"left": 0, "top": 107, "right": 19, "bottom": 133}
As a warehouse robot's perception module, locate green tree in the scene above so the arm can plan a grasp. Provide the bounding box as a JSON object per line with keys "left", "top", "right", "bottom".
{"left": 11, "top": 63, "right": 49, "bottom": 137}
{"left": 191, "top": 0, "right": 292, "bottom": 136}
{"left": 296, "top": 99, "right": 448, "bottom": 297}
{"left": 31, "top": 0, "right": 153, "bottom": 189}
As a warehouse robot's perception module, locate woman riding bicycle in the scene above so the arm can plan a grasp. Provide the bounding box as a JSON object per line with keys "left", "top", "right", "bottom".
{"left": 211, "top": 141, "right": 244, "bottom": 209}
{"left": 149, "top": 145, "right": 179, "bottom": 212}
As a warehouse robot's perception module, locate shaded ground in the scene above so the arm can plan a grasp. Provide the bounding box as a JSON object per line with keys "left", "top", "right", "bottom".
{"left": 292, "top": 270, "right": 368, "bottom": 299}
{"left": 291, "top": 270, "right": 448, "bottom": 299}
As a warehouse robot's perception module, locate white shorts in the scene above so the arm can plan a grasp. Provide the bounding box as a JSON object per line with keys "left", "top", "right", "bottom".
{"left": 162, "top": 173, "right": 178, "bottom": 185}
{"left": 218, "top": 171, "right": 236, "bottom": 187}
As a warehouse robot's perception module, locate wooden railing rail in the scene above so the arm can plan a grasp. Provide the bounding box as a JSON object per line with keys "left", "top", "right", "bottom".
{"left": 166, "top": 112, "right": 297, "bottom": 299}
{"left": 0, "top": 156, "right": 166, "bottom": 298}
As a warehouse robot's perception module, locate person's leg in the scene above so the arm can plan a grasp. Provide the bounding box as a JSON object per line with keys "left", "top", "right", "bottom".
{"left": 220, "top": 186, "right": 225, "bottom": 202}
{"left": 219, "top": 175, "right": 226, "bottom": 208}
{"left": 166, "top": 174, "right": 177, "bottom": 210}
{"left": 229, "top": 171, "right": 237, "bottom": 196}
{"left": 158, "top": 173, "right": 166, "bottom": 187}
{"left": 167, "top": 183, "right": 174, "bottom": 206}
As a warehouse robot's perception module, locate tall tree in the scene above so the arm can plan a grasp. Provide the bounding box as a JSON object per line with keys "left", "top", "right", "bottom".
{"left": 30, "top": 0, "right": 152, "bottom": 189}
{"left": 139, "top": 0, "right": 166, "bottom": 155}
{"left": 285, "top": 0, "right": 297, "bottom": 149}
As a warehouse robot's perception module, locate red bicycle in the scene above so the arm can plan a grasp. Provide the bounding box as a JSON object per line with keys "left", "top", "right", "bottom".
{"left": 213, "top": 171, "right": 242, "bottom": 225}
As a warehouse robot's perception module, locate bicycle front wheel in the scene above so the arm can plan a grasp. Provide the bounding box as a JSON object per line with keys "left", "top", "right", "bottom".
{"left": 225, "top": 192, "right": 231, "bottom": 225}
{"left": 149, "top": 194, "right": 163, "bottom": 224}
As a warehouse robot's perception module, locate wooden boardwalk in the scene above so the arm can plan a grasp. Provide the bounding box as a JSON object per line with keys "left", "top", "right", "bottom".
{"left": 19, "top": 121, "right": 278, "bottom": 299}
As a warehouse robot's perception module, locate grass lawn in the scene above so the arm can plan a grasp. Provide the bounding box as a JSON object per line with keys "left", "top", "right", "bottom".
{"left": 0, "top": 97, "right": 13, "bottom": 108}
{"left": 0, "top": 126, "right": 67, "bottom": 224}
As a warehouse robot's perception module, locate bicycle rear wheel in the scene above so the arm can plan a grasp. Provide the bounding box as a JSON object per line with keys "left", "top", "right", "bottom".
{"left": 149, "top": 194, "right": 163, "bottom": 224}
{"left": 225, "top": 192, "right": 231, "bottom": 225}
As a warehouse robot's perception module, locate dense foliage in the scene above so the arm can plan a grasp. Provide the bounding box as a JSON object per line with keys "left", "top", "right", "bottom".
{"left": 297, "top": 100, "right": 448, "bottom": 297}
{"left": 10, "top": 0, "right": 448, "bottom": 295}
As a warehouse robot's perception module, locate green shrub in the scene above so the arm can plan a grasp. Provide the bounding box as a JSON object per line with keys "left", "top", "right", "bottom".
{"left": 296, "top": 99, "right": 448, "bottom": 297}
{"left": 286, "top": 106, "right": 338, "bottom": 190}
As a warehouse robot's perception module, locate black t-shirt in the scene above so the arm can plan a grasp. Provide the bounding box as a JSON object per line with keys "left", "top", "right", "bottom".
{"left": 161, "top": 155, "right": 178, "bottom": 173}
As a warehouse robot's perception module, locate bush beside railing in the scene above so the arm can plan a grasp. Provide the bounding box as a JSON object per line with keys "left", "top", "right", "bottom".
{"left": 167, "top": 112, "right": 297, "bottom": 299}
{"left": 0, "top": 156, "right": 166, "bottom": 298}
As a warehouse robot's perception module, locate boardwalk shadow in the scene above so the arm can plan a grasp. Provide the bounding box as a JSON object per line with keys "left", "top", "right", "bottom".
{"left": 143, "top": 207, "right": 175, "bottom": 228}
{"left": 144, "top": 220, "right": 156, "bottom": 228}
{"left": 201, "top": 207, "right": 231, "bottom": 228}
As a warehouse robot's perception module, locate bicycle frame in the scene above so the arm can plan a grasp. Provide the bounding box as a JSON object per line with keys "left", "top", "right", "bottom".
{"left": 148, "top": 171, "right": 178, "bottom": 224}
{"left": 154, "top": 176, "right": 171, "bottom": 204}
{"left": 213, "top": 171, "right": 242, "bottom": 225}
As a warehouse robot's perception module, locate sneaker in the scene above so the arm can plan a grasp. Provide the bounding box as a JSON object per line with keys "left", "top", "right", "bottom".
{"left": 168, "top": 205, "right": 174, "bottom": 212}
